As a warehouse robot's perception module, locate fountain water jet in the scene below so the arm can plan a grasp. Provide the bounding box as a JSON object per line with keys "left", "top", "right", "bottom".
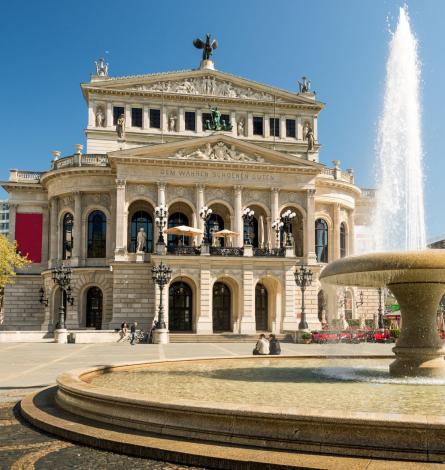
{"left": 372, "top": 6, "right": 426, "bottom": 251}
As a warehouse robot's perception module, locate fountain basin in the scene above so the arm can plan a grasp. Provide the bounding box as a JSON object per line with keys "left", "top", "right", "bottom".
{"left": 46, "top": 356, "right": 445, "bottom": 462}
{"left": 320, "top": 251, "right": 445, "bottom": 377}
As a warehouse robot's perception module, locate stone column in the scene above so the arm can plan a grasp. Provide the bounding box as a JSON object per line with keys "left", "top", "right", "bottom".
{"left": 197, "top": 266, "right": 213, "bottom": 333}
{"left": 196, "top": 109, "right": 203, "bottom": 133}
{"left": 49, "top": 197, "right": 59, "bottom": 267}
{"left": 349, "top": 210, "right": 355, "bottom": 256}
{"left": 240, "top": 266, "right": 256, "bottom": 333}
{"left": 88, "top": 101, "right": 95, "bottom": 127}
{"left": 156, "top": 182, "right": 167, "bottom": 245}
{"left": 333, "top": 203, "right": 341, "bottom": 260}
{"left": 283, "top": 265, "right": 299, "bottom": 331}
{"left": 297, "top": 117, "right": 303, "bottom": 140}
{"left": 305, "top": 189, "right": 317, "bottom": 263}
{"left": 233, "top": 186, "right": 243, "bottom": 247}
{"left": 178, "top": 107, "right": 185, "bottom": 132}
{"left": 196, "top": 184, "right": 205, "bottom": 244}
{"left": 8, "top": 202, "right": 16, "bottom": 244}
{"left": 271, "top": 188, "right": 279, "bottom": 248}
{"left": 280, "top": 115, "right": 286, "bottom": 139}
{"left": 114, "top": 180, "right": 127, "bottom": 260}
{"left": 106, "top": 102, "right": 113, "bottom": 128}
{"left": 161, "top": 107, "right": 168, "bottom": 133}
{"left": 125, "top": 104, "right": 131, "bottom": 129}
{"left": 247, "top": 112, "right": 253, "bottom": 137}
{"left": 71, "top": 192, "right": 82, "bottom": 265}
{"left": 231, "top": 111, "right": 237, "bottom": 137}
{"left": 143, "top": 105, "right": 149, "bottom": 130}
{"left": 264, "top": 114, "right": 270, "bottom": 138}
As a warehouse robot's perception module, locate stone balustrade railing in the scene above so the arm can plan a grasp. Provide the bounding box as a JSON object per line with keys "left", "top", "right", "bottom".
{"left": 52, "top": 154, "right": 109, "bottom": 170}
{"left": 320, "top": 166, "right": 354, "bottom": 184}
{"left": 361, "top": 188, "right": 376, "bottom": 198}
{"left": 9, "top": 170, "right": 44, "bottom": 183}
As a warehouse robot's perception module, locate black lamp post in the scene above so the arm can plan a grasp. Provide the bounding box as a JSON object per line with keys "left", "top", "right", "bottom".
{"left": 51, "top": 265, "right": 73, "bottom": 329}
{"left": 377, "top": 287, "right": 384, "bottom": 329}
{"left": 281, "top": 209, "right": 296, "bottom": 246}
{"left": 294, "top": 264, "right": 313, "bottom": 330}
{"left": 152, "top": 261, "right": 172, "bottom": 329}
{"left": 154, "top": 204, "right": 168, "bottom": 245}
{"left": 271, "top": 218, "right": 284, "bottom": 247}
{"left": 199, "top": 206, "right": 213, "bottom": 244}
{"left": 242, "top": 207, "right": 255, "bottom": 245}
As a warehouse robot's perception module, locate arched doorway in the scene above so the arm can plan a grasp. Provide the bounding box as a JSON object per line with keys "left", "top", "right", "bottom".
{"left": 168, "top": 281, "right": 193, "bottom": 332}
{"left": 208, "top": 213, "right": 225, "bottom": 246}
{"left": 213, "top": 282, "right": 231, "bottom": 332}
{"left": 130, "top": 210, "right": 153, "bottom": 253}
{"left": 87, "top": 210, "right": 107, "bottom": 258}
{"left": 315, "top": 218, "right": 328, "bottom": 263}
{"left": 86, "top": 287, "right": 103, "bottom": 329}
{"left": 255, "top": 283, "right": 268, "bottom": 330}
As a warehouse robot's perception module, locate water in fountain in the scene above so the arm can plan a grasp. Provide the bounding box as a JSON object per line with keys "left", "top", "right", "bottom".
{"left": 373, "top": 6, "right": 426, "bottom": 251}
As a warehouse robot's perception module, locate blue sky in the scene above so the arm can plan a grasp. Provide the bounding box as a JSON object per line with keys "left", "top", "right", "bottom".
{"left": 0, "top": 0, "right": 444, "bottom": 238}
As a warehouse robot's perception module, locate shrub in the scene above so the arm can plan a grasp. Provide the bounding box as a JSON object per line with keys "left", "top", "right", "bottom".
{"left": 390, "top": 329, "right": 400, "bottom": 338}
{"left": 301, "top": 332, "right": 312, "bottom": 340}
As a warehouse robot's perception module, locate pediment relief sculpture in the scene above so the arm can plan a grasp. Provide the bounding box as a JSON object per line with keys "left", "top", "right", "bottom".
{"left": 171, "top": 142, "right": 265, "bottom": 163}
{"left": 128, "top": 77, "right": 284, "bottom": 102}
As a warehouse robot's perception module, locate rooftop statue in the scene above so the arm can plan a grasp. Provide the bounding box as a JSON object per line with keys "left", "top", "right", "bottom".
{"left": 204, "top": 106, "right": 232, "bottom": 132}
{"left": 298, "top": 76, "right": 311, "bottom": 93}
{"left": 95, "top": 58, "right": 109, "bottom": 77}
{"left": 193, "top": 33, "right": 218, "bottom": 61}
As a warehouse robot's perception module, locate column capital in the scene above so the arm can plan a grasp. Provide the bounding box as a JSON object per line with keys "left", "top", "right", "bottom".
{"left": 271, "top": 187, "right": 280, "bottom": 194}
{"left": 233, "top": 185, "right": 242, "bottom": 193}
{"left": 157, "top": 182, "right": 167, "bottom": 190}
{"left": 195, "top": 183, "right": 205, "bottom": 191}
{"left": 116, "top": 179, "right": 126, "bottom": 188}
{"left": 306, "top": 188, "right": 316, "bottom": 197}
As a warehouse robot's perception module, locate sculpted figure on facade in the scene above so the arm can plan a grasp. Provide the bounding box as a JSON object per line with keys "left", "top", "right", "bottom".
{"left": 95, "top": 107, "right": 105, "bottom": 127}
{"left": 116, "top": 114, "right": 125, "bottom": 139}
{"left": 95, "top": 58, "right": 109, "bottom": 77}
{"left": 136, "top": 227, "right": 147, "bottom": 252}
{"left": 298, "top": 76, "right": 311, "bottom": 93}
{"left": 173, "top": 142, "right": 264, "bottom": 163}
{"left": 237, "top": 118, "right": 245, "bottom": 136}
{"left": 168, "top": 113, "right": 177, "bottom": 132}
{"left": 305, "top": 124, "right": 315, "bottom": 151}
{"left": 193, "top": 33, "right": 218, "bottom": 61}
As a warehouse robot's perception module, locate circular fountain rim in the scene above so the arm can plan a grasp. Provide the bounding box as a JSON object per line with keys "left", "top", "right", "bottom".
{"left": 320, "top": 250, "right": 445, "bottom": 287}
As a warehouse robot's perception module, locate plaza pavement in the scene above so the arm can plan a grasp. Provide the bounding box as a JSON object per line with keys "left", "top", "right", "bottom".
{"left": 1, "top": 342, "right": 442, "bottom": 469}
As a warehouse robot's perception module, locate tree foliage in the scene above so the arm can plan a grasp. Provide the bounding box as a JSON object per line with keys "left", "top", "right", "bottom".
{"left": 0, "top": 235, "right": 31, "bottom": 290}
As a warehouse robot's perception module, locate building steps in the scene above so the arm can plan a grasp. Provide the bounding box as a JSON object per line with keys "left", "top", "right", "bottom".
{"left": 169, "top": 333, "right": 293, "bottom": 343}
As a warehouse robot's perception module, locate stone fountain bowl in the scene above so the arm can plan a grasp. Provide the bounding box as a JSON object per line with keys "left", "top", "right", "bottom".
{"left": 320, "top": 250, "right": 445, "bottom": 377}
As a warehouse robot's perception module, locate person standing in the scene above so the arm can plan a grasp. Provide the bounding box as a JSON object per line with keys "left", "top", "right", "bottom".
{"left": 269, "top": 334, "right": 281, "bottom": 355}
{"left": 130, "top": 321, "right": 138, "bottom": 346}
{"left": 253, "top": 334, "right": 270, "bottom": 355}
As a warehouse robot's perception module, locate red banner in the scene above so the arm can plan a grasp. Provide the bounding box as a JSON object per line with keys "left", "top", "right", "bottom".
{"left": 15, "top": 213, "right": 43, "bottom": 262}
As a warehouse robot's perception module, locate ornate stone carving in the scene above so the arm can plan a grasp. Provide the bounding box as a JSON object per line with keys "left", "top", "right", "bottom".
{"left": 237, "top": 118, "right": 245, "bottom": 136}
{"left": 60, "top": 195, "right": 74, "bottom": 210}
{"left": 280, "top": 191, "right": 305, "bottom": 207}
{"left": 172, "top": 142, "right": 264, "bottom": 163}
{"left": 95, "top": 106, "right": 105, "bottom": 127}
{"left": 206, "top": 187, "right": 232, "bottom": 204}
{"left": 84, "top": 193, "right": 110, "bottom": 208}
{"left": 128, "top": 77, "right": 285, "bottom": 102}
{"left": 166, "top": 185, "right": 194, "bottom": 204}
{"left": 243, "top": 189, "right": 269, "bottom": 206}
{"left": 116, "top": 114, "right": 125, "bottom": 139}
{"left": 168, "top": 113, "right": 177, "bottom": 132}
{"left": 126, "top": 184, "right": 157, "bottom": 202}
{"left": 95, "top": 58, "right": 109, "bottom": 77}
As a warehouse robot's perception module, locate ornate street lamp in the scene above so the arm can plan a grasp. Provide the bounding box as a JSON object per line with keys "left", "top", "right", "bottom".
{"left": 152, "top": 261, "right": 172, "bottom": 329}
{"left": 377, "top": 287, "right": 384, "bottom": 329}
{"left": 199, "top": 206, "right": 213, "bottom": 245}
{"left": 281, "top": 209, "right": 296, "bottom": 246}
{"left": 51, "top": 264, "right": 73, "bottom": 329}
{"left": 154, "top": 204, "right": 168, "bottom": 245}
{"left": 294, "top": 264, "right": 313, "bottom": 330}
{"left": 242, "top": 207, "right": 255, "bottom": 245}
{"left": 271, "top": 218, "right": 284, "bottom": 247}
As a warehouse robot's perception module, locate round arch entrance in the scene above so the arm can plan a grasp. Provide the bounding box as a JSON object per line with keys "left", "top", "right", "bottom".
{"left": 212, "top": 282, "right": 232, "bottom": 332}
{"left": 168, "top": 281, "right": 193, "bottom": 332}
{"left": 86, "top": 286, "right": 103, "bottom": 329}
{"left": 255, "top": 283, "right": 269, "bottom": 331}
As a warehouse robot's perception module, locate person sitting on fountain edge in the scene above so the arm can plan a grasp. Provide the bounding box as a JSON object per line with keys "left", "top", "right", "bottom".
{"left": 253, "top": 334, "right": 269, "bottom": 355}
{"left": 269, "top": 334, "right": 281, "bottom": 355}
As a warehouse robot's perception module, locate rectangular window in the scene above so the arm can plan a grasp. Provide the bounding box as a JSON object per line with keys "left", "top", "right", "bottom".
{"left": 131, "top": 108, "right": 143, "bottom": 128}
{"left": 286, "top": 119, "right": 296, "bottom": 138}
{"left": 113, "top": 106, "right": 124, "bottom": 125}
{"left": 221, "top": 114, "right": 230, "bottom": 127}
{"left": 149, "top": 109, "right": 161, "bottom": 128}
{"left": 269, "top": 118, "right": 280, "bottom": 137}
{"left": 253, "top": 116, "right": 263, "bottom": 136}
{"left": 202, "top": 112, "right": 211, "bottom": 130}
{"left": 185, "top": 111, "right": 196, "bottom": 131}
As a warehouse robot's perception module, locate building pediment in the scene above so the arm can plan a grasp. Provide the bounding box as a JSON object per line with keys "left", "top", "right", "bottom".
{"left": 109, "top": 134, "right": 321, "bottom": 170}
{"left": 83, "top": 69, "right": 323, "bottom": 108}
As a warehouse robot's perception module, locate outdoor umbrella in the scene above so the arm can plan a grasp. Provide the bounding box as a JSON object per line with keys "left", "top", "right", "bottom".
{"left": 164, "top": 225, "right": 203, "bottom": 236}
{"left": 213, "top": 229, "right": 239, "bottom": 248}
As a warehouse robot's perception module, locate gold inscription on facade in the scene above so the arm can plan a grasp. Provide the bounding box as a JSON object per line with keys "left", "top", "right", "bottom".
{"left": 159, "top": 168, "right": 275, "bottom": 182}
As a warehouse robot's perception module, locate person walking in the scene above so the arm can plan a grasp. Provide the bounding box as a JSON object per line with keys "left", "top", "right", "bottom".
{"left": 253, "top": 334, "right": 269, "bottom": 355}
{"left": 269, "top": 334, "right": 281, "bottom": 355}
{"left": 130, "top": 321, "right": 138, "bottom": 345}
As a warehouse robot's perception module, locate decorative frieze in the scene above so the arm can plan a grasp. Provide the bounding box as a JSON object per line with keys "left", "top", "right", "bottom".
{"left": 126, "top": 184, "right": 157, "bottom": 203}
{"left": 172, "top": 142, "right": 265, "bottom": 163}
{"left": 279, "top": 191, "right": 305, "bottom": 207}
{"left": 243, "top": 189, "right": 270, "bottom": 206}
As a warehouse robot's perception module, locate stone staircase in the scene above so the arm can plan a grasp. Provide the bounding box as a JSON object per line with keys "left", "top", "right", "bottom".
{"left": 169, "top": 333, "right": 294, "bottom": 343}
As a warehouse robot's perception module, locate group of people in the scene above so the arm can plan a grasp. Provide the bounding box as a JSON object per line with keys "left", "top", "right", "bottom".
{"left": 253, "top": 334, "right": 281, "bottom": 355}
{"left": 119, "top": 321, "right": 141, "bottom": 345}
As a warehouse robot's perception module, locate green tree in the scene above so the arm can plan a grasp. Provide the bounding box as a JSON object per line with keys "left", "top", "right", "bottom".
{"left": 0, "top": 235, "right": 31, "bottom": 290}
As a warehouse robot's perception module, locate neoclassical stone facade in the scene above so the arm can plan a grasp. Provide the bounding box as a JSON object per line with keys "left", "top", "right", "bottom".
{"left": 1, "top": 56, "right": 378, "bottom": 336}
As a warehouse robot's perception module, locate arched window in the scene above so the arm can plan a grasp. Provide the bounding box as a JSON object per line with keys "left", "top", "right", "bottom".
{"left": 315, "top": 219, "right": 328, "bottom": 263}
{"left": 169, "top": 281, "right": 193, "bottom": 331}
{"left": 86, "top": 286, "right": 103, "bottom": 329}
{"left": 62, "top": 213, "right": 74, "bottom": 260}
{"left": 167, "top": 212, "right": 189, "bottom": 249}
{"left": 130, "top": 211, "right": 153, "bottom": 253}
{"left": 244, "top": 216, "right": 259, "bottom": 247}
{"left": 208, "top": 213, "right": 225, "bottom": 246}
{"left": 87, "top": 210, "right": 106, "bottom": 258}
{"left": 340, "top": 222, "right": 347, "bottom": 258}
{"left": 255, "top": 283, "right": 268, "bottom": 330}
{"left": 212, "top": 282, "right": 231, "bottom": 331}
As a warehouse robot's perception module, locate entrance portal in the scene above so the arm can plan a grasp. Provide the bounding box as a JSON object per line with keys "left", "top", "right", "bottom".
{"left": 169, "top": 282, "right": 193, "bottom": 332}
{"left": 86, "top": 287, "right": 103, "bottom": 329}
{"left": 212, "top": 282, "right": 231, "bottom": 332}
{"left": 255, "top": 283, "right": 268, "bottom": 331}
